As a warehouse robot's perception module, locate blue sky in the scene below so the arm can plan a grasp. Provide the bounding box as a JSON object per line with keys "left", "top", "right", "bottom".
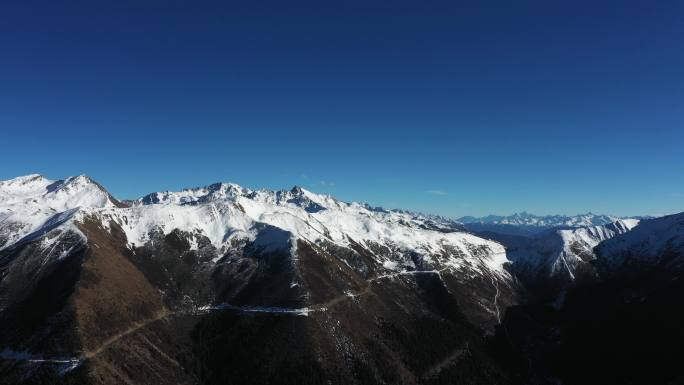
{"left": 1, "top": 0, "right": 682, "bottom": 217}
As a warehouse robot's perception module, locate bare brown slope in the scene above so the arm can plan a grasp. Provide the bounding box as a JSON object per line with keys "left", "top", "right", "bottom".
{"left": 73, "top": 218, "right": 195, "bottom": 385}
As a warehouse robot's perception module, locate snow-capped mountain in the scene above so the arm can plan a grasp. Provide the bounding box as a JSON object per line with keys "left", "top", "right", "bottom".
{"left": 0, "top": 174, "right": 518, "bottom": 385}
{"left": 0, "top": 174, "right": 123, "bottom": 250}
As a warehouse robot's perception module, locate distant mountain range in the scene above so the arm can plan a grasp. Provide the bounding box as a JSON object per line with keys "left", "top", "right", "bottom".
{"left": 1, "top": 174, "right": 682, "bottom": 385}
{"left": 459, "top": 211, "right": 620, "bottom": 227}
{"left": 458, "top": 212, "right": 647, "bottom": 236}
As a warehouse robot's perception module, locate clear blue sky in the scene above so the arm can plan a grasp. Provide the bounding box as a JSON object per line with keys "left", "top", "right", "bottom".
{"left": 1, "top": 0, "right": 682, "bottom": 217}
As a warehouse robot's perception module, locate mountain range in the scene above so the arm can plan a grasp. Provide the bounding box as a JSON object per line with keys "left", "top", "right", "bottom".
{"left": 458, "top": 212, "right": 621, "bottom": 227}
{"left": 458, "top": 212, "right": 646, "bottom": 237}
{"left": 1, "top": 174, "right": 683, "bottom": 385}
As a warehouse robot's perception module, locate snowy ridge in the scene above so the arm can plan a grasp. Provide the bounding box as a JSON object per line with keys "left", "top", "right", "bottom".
{"left": 136, "top": 182, "right": 247, "bottom": 206}
{"left": 99, "top": 182, "right": 510, "bottom": 276}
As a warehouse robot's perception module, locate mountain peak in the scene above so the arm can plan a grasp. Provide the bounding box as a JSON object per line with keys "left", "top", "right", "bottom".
{"left": 0, "top": 173, "right": 125, "bottom": 249}
{"left": 60, "top": 174, "right": 97, "bottom": 189}
{"left": 0, "top": 174, "right": 54, "bottom": 205}
{"left": 290, "top": 185, "right": 305, "bottom": 194}
{"left": 3, "top": 173, "right": 45, "bottom": 182}
{"left": 138, "top": 181, "right": 248, "bottom": 205}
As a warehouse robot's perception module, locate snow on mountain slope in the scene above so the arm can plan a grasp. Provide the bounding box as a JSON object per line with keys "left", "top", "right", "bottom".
{"left": 595, "top": 213, "right": 684, "bottom": 273}
{"left": 97, "top": 183, "right": 509, "bottom": 277}
{"left": 505, "top": 218, "right": 640, "bottom": 282}
{"left": 549, "top": 219, "right": 640, "bottom": 278}
{"left": 0, "top": 175, "right": 121, "bottom": 250}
